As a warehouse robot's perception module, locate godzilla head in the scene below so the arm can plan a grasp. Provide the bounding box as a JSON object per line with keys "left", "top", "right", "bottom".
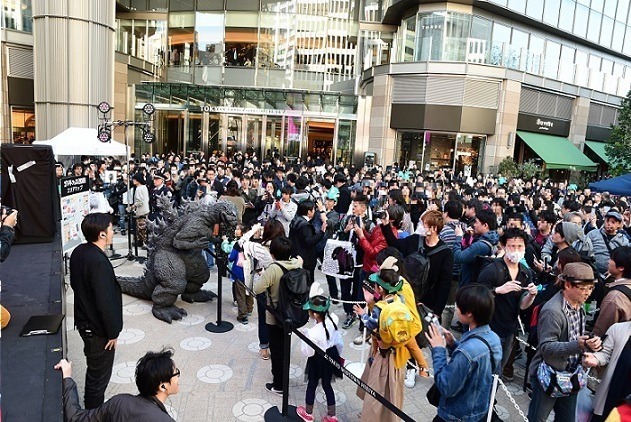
{"left": 209, "top": 200, "right": 238, "bottom": 232}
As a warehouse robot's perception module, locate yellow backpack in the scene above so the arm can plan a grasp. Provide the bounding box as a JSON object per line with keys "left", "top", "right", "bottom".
{"left": 376, "top": 294, "right": 422, "bottom": 348}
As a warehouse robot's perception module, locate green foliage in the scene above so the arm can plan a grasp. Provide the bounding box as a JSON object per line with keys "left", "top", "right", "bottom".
{"left": 520, "top": 159, "right": 542, "bottom": 179}
{"left": 605, "top": 89, "right": 631, "bottom": 176}
{"left": 497, "top": 157, "right": 519, "bottom": 178}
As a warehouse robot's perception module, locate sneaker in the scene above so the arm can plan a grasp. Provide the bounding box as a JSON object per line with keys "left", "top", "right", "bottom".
{"left": 353, "top": 334, "right": 371, "bottom": 346}
{"left": 404, "top": 368, "right": 416, "bottom": 388}
{"left": 238, "top": 317, "right": 248, "bottom": 325}
{"left": 265, "top": 383, "right": 282, "bottom": 396}
{"left": 342, "top": 314, "right": 356, "bottom": 329}
{"left": 501, "top": 375, "right": 514, "bottom": 383}
{"left": 121, "top": 230, "right": 126, "bottom": 236}
{"left": 259, "top": 348, "right": 270, "bottom": 360}
{"left": 321, "top": 416, "right": 338, "bottom": 422}
{"left": 296, "top": 406, "right": 314, "bottom": 422}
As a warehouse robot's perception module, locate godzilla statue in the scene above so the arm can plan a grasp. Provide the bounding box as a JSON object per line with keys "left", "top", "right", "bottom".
{"left": 117, "top": 194, "right": 237, "bottom": 323}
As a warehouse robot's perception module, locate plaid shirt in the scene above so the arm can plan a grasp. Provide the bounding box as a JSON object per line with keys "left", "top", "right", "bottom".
{"left": 562, "top": 298, "right": 585, "bottom": 371}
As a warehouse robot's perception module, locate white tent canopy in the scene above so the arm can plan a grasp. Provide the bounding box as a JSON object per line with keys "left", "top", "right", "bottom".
{"left": 33, "top": 127, "right": 129, "bottom": 157}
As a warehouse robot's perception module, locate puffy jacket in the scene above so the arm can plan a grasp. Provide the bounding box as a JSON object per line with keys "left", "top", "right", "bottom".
{"left": 453, "top": 230, "right": 500, "bottom": 286}
{"left": 358, "top": 224, "right": 397, "bottom": 272}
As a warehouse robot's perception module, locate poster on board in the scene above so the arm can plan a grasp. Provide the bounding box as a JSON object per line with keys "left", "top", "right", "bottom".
{"left": 60, "top": 176, "right": 90, "bottom": 254}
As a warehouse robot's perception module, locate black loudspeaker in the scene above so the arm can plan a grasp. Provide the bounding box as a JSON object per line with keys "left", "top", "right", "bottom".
{"left": 1, "top": 144, "right": 60, "bottom": 243}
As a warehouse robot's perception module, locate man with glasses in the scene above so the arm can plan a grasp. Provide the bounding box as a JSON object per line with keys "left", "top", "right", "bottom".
{"left": 55, "top": 349, "right": 180, "bottom": 421}
{"left": 527, "top": 262, "right": 603, "bottom": 422}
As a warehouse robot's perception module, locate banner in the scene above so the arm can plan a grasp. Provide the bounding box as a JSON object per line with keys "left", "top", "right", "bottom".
{"left": 322, "top": 239, "right": 356, "bottom": 279}
{"left": 60, "top": 176, "right": 90, "bottom": 253}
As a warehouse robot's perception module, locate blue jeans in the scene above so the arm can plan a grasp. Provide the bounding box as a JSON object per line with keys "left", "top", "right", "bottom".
{"left": 203, "top": 243, "right": 215, "bottom": 268}
{"left": 257, "top": 293, "right": 269, "bottom": 348}
{"left": 117, "top": 203, "right": 127, "bottom": 231}
{"left": 527, "top": 374, "right": 578, "bottom": 422}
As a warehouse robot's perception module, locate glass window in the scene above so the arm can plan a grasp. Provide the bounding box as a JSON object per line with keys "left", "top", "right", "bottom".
{"left": 403, "top": 14, "right": 418, "bottom": 62}
{"left": 443, "top": 12, "right": 471, "bottom": 61}
{"left": 617, "top": 1, "right": 629, "bottom": 23}
{"left": 245, "top": 116, "right": 262, "bottom": 158}
{"left": 586, "top": 10, "right": 602, "bottom": 43}
{"left": 470, "top": 16, "right": 492, "bottom": 64}
{"left": 417, "top": 12, "right": 445, "bottom": 61}
{"left": 612, "top": 21, "right": 625, "bottom": 51}
{"left": 3, "top": 0, "right": 33, "bottom": 32}
{"left": 543, "top": 0, "right": 561, "bottom": 26}
{"left": 284, "top": 116, "right": 302, "bottom": 158}
{"left": 601, "top": 59, "right": 613, "bottom": 74}
{"left": 543, "top": 40, "right": 560, "bottom": 79}
{"left": 624, "top": 28, "right": 631, "bottom": 55}
{"left": 117, "top": 19, "right": 133, "bottom": 54}
{"left": 169, "top": 0, "right": 195, "bottom": 11}
{"left": 600, "top": 16, "right": 613, "bottom": 47}
{"left": 491, "top": 22, "right": 511, "bottom": 66}
{"left": 507, "top": 0, "right": 526, "bottom": 14}
{"left": 591, "top": 0, "right": 604, "bottom": 13}
{"left": 168, "top": 12, "right": 195, "bottom": 66}
{"left": 559, "top": 45, "right": 575, "bottom": 83}
{"left": 362, "top": 0, "right": 383, "bottom": 22}
{"left": 196, "top": 12, "right": 224, "bottom": 66}
{"left": 11, "top": 107, "right": 35, "bottom": 143}
{"left": 526, "top": 35, "right": 544, "bottom": 74}
{"left": 336, "top": 120, "right": 356, "bottom": 166}
{"left": 508, "top": 28, "right": 528, "bottom": 70}
{"left": 603, "top": 0, "right": 617, "bottom": 17}
{"left": 525, "top": 0, "right": 544, "bottom": 19}
{"left": 558, "top": 0, "right": 575, "bottom": 32}
{"left": 259, "top": 12, "right": 294, "bottom": 70}
{"left": 575, "top": 49, "right": 589, "bottom": 85}
{"left": 225, "top": 12, "right": 259, "bottom": 67}
{"left": 574, "top": 4, "right": 589, "bottom": 38}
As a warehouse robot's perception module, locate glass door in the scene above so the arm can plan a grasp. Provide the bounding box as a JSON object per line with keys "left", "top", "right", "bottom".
{"left": 245, "top": 116, "right": 262, "bottom": 159}
{"left": 264, "top": 116, "right": 283, "bottom": 160}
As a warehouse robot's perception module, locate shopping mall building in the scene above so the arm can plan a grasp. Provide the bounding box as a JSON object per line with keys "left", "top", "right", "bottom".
{"left": 2, "top": 0, "right": 631, "bottom": 175}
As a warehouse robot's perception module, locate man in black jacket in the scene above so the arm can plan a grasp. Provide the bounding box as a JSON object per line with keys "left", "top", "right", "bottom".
{"left": 70, "top": 213, "right": 123, "bottom": 408}
{"left": 55, "top": 349, "right": 179, "bottom": 421}
{"left": 289, "top": 200, "right": 327, "bottom": 286}
{"left": 333, "top": 173, "right": 351, "bottom": 214}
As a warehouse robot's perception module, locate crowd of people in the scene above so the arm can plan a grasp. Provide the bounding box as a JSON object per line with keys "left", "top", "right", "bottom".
{"left": 57, "top": 150, "right": 631, "bottom": 422}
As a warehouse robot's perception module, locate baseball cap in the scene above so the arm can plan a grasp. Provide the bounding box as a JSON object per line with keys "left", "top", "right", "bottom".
{"left": 605, "top": 210, "right": 623, "bottom": 222}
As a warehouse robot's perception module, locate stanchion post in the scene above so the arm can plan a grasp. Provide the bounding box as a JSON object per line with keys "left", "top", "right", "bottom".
{"left": 487, "top": 374, "right": 500, "bottom": 422}
{"left": 126, "top": 211, "right": 134, "bottom": 260}
{"left": 205, "top": 249, "right": 234, "bottom": 333}
{"left": 264, "top": 319, "right": 298, "bottom": 421}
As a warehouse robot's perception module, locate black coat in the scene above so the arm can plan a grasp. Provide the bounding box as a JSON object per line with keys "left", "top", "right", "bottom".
{"left": 289, "top": 216, "right": 324, "bottom": 270}
{"left": 69, "top": 243, "right": 122, "bottom": 339}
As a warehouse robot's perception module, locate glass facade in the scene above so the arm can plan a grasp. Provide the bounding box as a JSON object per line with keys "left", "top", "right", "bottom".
{"left": 391, "top": 9, "right": 631, "bottom": 97}
{"left": 397, "top": 131, "right": 485, "bottom": 177}
{"left": 3, "top": 0, "right": 32, "bottom": 32}
{"left": 11, "top": 107, "right": 35, "bottom": 143}
{"left": 116, "top": 18, "right": 167, "bottom": 65}
{"left": 484, "top": 0, "right": 631, "bottom": 55}
{"left": 136, "top": 83, "right": 356, "bottom": 161}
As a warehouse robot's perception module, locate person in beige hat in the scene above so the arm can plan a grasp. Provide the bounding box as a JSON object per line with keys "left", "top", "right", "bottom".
{"left": 527, "top": 262, "right": 603, "bottom": 421}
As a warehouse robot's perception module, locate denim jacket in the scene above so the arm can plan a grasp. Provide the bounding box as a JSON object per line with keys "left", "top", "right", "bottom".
{"left": 432, "top": 325, "right": 502, "bottom": 422}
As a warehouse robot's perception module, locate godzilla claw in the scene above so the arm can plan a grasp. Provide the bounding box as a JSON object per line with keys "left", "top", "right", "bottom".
{"left": 152, "top": 305, "right": 188, "bottom": 323}
{"left": 181, "top": 290, "right": 218, "bottom": 303}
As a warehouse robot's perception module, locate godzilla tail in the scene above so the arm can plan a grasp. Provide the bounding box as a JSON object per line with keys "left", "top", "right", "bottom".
{"left": 116, "top": 275, "right": 154, "bottom": 300}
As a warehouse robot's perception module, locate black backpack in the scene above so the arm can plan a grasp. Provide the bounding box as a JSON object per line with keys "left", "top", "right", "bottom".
{"left": 470, "top": 239, "right": 499, "bottom": 284}
{"left": 273, "top": 263, "right": 310, "bottom": 330}
{"left": 403, "top": 236, "right": 450, "bottom": 301}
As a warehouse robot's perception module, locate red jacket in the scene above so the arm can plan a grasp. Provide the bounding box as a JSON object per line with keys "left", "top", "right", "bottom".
{"left": 358, "top": 224, "right": 397, "bottom": 273}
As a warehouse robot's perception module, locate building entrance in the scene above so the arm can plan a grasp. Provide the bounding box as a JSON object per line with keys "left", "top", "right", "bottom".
{"left": 306, "top": 120, "right": 334, "bottom": 161}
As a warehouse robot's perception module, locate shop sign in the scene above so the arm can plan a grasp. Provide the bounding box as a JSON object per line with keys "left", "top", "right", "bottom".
{"left": 517, "top": 114, "right": 570, "bottom": 137}
{"left": 201, "top": 105, "right": 301, "bottom": 116}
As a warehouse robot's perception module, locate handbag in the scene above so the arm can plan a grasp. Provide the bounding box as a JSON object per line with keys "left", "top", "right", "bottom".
{"left": 536, "top": 361, "right": 586, "bottom": 398}
{"left": 321, "top": 239, "right": 356, "bottom": 279}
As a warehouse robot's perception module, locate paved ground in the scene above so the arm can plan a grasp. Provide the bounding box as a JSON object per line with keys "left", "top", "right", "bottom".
{"left": 64, "top": 233, "right": 538, "bottom": 421}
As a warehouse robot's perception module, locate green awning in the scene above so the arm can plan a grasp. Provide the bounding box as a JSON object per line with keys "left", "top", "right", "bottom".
{"left": 516, "top": 131, "right": 597, "bottom": 171}
{"left": 585, "top": 140, "right": 610, "bottom": 164}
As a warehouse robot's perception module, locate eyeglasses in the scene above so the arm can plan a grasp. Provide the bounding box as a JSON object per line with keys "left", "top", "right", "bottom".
{"left": 172, "top": 368, "right": 181, "bottom": 378}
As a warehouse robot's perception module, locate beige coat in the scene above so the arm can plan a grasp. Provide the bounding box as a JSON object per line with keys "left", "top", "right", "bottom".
{"left": 591, "top": 321, "right": 631, "bottom": 416}
{"left": 253, "top": 256, "right": 303, "bottom": 325}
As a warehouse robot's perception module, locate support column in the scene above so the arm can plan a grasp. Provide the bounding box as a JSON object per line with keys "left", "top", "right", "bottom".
{"left": 484, "top": 79, "right": 521, "bottom": 173}
{"left": 32, "top": 0, "right": 115, "bottom": 140}
{"left": 368, "top": 74, "right": 397, "bottom": 166}
{"left": 569, "top": 96, "right": 590, "bottom": 149}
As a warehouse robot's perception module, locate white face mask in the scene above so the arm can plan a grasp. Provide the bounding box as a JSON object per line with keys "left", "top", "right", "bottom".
{"left": 505, "top": 250, "right": 525, "bottom": 264}
{"left": 417, "top": 224, "right": 427, "bottom": 236}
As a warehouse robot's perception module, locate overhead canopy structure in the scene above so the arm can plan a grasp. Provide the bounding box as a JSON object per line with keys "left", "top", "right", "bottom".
{"left": 589, "top": 173, "right": 631, "bottom": 196}
{"left": 584, "top": 141, "right": 611, "bottom": 164}
{"left": 516, "top": 131, "right": 597, "bottom": 172}
{"left": 33, "top": 127, "right": 128, "bottom": 157}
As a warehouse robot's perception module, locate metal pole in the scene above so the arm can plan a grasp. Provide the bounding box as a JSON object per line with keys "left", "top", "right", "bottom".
{"left": 125, "top": 123, "right": 134, "bottom": 258}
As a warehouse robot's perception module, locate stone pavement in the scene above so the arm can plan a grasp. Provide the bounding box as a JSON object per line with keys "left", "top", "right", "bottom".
{"left": 64, "top": 233, "right": 538, "bottom": 422}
